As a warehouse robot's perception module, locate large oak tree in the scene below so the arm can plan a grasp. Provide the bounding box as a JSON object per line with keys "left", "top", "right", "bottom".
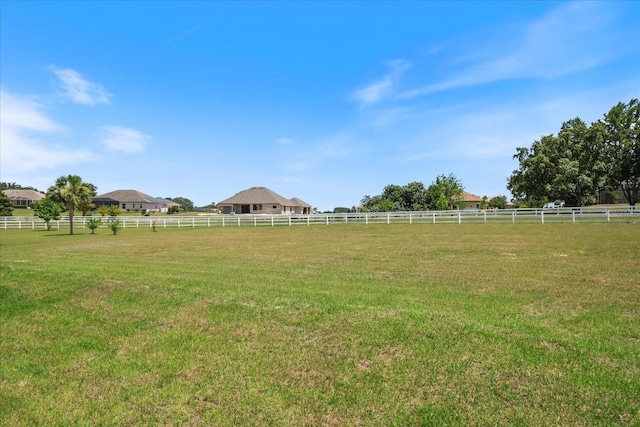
{"left": 508, "top": 100, "right": 637, "bottom": 207}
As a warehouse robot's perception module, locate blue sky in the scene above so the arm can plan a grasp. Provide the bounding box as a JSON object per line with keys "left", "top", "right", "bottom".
{"left": 1, "top": 1, "right": 639, "bottom": 211}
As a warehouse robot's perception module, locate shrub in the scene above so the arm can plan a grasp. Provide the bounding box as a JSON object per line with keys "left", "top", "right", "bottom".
{"left": 87, "top": 218, "right": 102, "bottom": 234}
{"left": 108, "top": 219, "right": 122, "bottom": 235}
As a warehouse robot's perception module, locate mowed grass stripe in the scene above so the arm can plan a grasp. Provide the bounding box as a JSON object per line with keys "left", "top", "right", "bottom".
{"left": 1, "top": 224, "right": 639, "bottom": 425}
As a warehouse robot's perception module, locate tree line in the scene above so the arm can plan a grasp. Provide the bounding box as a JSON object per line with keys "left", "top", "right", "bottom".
{"left": 359, "top": 174, "right": 508, "bottom": 212}
{"left": 508, "top": 98, "right": 639, "bottom": 207}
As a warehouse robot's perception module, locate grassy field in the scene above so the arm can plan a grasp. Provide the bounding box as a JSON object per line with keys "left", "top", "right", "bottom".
{"left": 1, "top": 223, "right": 639, "bottom": 426}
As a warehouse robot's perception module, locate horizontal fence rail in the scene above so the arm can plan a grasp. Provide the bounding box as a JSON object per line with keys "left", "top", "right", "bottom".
{"left": 1, "top": 208, "right": 638, "bottom": 230}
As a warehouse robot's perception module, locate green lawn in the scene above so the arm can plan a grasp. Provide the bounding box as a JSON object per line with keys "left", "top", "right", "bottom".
{"left": 1, "top": 224, "right": 639, "bottom": 425}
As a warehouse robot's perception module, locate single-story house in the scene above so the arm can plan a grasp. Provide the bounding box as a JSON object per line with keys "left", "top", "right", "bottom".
{"left": 218, "top": 187, "right": 312, "bottom": 215}
{"left": 2, "top": 189, "right": 45, "bottom": 207}
{"left": 93, "top": 190, "right": 180, "bottom": 213}
{"left": 460, "top": 191, "right": 484, "bottom": 209}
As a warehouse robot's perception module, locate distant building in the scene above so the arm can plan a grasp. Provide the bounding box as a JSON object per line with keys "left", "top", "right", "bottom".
{"left": 461, "top": 191, "right": 483, "bottom": 209}
{"left": 2, "top": 189, "right": 45, "bottom": 207}
{"left": 218, "top": 187, "right": 312, "bottom": 215}
{"left": 93, "top": 190, "right": 180, "bottom": 212}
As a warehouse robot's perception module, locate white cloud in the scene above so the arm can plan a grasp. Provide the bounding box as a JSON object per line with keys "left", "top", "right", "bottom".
{"left": 49, "top": 65, "right": 111, "bottom": 105}
{"left": 100, "top": 125, "right": 151, "bottom": 153}
{"left": 352, "top": 59, "right": 411, "bottom": 106}
{"left": 0, "top": 90, "right": 94, "bottom": 175}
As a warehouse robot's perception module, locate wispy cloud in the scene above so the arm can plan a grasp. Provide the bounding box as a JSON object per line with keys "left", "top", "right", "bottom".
{"left": 164, "top": 20, "right": 212, "bottom": 44}
{"left": 352, "top": 59, "right": 411, "bottom": 106}
{"left": 399, "top": 2, "right": 628, "bottom": 99}
{"left": 49, "top": 65, "right": 111, "bottom": 105}
{"left": 101, "top": 126, "right": 151, "bottom": 153}
{"left": 276, "top": 137, "right": 294, "bottom": 145}
{"left": 0, "top": 90, "right": 94, "bottom": 175}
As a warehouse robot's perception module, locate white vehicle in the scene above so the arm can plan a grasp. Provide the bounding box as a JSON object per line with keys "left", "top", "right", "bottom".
{"left": 543, "top": 200, "right": 565, "bottom": 208}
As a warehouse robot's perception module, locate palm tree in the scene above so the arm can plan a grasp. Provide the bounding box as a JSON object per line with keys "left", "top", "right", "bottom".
{"left": 47, "top": 175, "right": 95, "bottom": 235}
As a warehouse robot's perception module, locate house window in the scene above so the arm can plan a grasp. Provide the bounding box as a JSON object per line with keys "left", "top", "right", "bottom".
{"left": 122, "top": 203, "right": 126, "bottom": 209}
{"left": 253, "top": 204, "right": 262, "bottom": 211}
{"left": 273, "top": 205, "right": 277, "bottom": 209}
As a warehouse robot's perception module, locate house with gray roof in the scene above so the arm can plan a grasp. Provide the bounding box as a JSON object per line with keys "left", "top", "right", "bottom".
{"left": 93, "top": 190, "right": 180, "bottom": 213}
{"left": 2, "top": 189, "right": 45, "bottom": 207}
{"left": 217, "top": 187, "right": 312, "bottom": 215}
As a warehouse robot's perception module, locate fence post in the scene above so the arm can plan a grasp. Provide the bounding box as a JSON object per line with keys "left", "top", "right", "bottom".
{"left": 326, "top": 215, "right": 329, "bottom": 225}
{"left": 345, "top": 214, "right": 348, "bottom": 225}
{"left": 207, "top": 218, "right": 210, "bottom": 227}
{"left": 254, "top": 216, "right": 257, "bottom": 227}
{"left": 289, "top": 216, "right": 292, "bottom": 227}
{"left": 572, "top": 211, "right": 575, "bottom": 223}
{"left": 606, "top": 209, "right": 610, "bottom": 222}
{"left": 163, "top": 219, "right": 166, "bottom": 228}
{"left": 433, "top": 213, "right": 436, "bottom": 224}
{"left": 409, "top": 213, "right": 412, "bottom": 225}
{"left": 512, "top": 211, "right": 515, "bottom": 224}
{"left": 484, "top": 211, "right": 487, "bottom": 224}
{"left": 458, "top": 211, "right": 461, "bottom": 224}
{"left": 541, "top": 211, "right": 544, "bottom": 224}
{"left": 136, "top": 219, "right": 139, "bottom": 229}
{"left": 237, "top": 217, "right": 240, "bottom": 227}
{"left": 222, "top": 217, "right": 225, "bottom": 227}
{"left": 307, "top": 215, "right": 310, "bottom": 226}
{"left": 365, "top": 214, "right": 368, "bottom": 225}
{"left": 387, "top": 213, "right": 390, "bottom": 225}
{"left": 271, "top": 216, "right": 274, "bottom": 227}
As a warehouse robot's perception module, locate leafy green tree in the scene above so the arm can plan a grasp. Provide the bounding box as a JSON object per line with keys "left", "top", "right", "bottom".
{"left": 33, "top": 198, "right": 62, "bottom": 230}
{"left": 488, "top": 195, "right": 508, "bottom": 209}
{"left": 376, "top": 199, "right": 395, "bottom": 212}
{"left": 166, "top": 196, "right": 193, "bottom": 212}
{"left": 480, "top": 196, "right": 489, "bottom": 210}
{"left": 508, "top": 118, "right": 607, "bottom": 207}
{"left": 0, "top": 182, "right": 40, "bottom": 192}
{"left": 47, "top": 175, "right": 95, "bottom": 235}
{"left": 0, "top": 192, "right": 14, "bottom": 216}
{"left": 434, "top": 193, "right": 449, "bottom": 210}
{"left": 107, "top": 204, "right": 123, "bottom": 217}
{"left": 601, "top": 98, "right": 639, "bottom": 206}
{"left": 361, "top": 181, "right": 429, "bottom": 212}
{"left": 97, "top": 205, "right": 110, "bottom": 216}
{"left": 426, "top": 174, "right": 464, "bottom": 210}
{"left": 362, "top": 177, "right": 463, "bottom": 212}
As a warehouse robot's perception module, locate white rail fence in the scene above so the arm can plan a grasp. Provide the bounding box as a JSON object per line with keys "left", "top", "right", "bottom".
{"left": 1, "top": 208, "right": 638, "bottom": 230}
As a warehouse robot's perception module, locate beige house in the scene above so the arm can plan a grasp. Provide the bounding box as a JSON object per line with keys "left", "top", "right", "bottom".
{"left": 461, "top": 191, "right": 484, "bottom": 209}
{"left": 93, "top": 190, "right": 180, "bottom": 213}
{"left": 218, "top": 187, "right": 312, "bottom": 215}
{"left": 2, "top": 189, "right": 45, "bottom": 207}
